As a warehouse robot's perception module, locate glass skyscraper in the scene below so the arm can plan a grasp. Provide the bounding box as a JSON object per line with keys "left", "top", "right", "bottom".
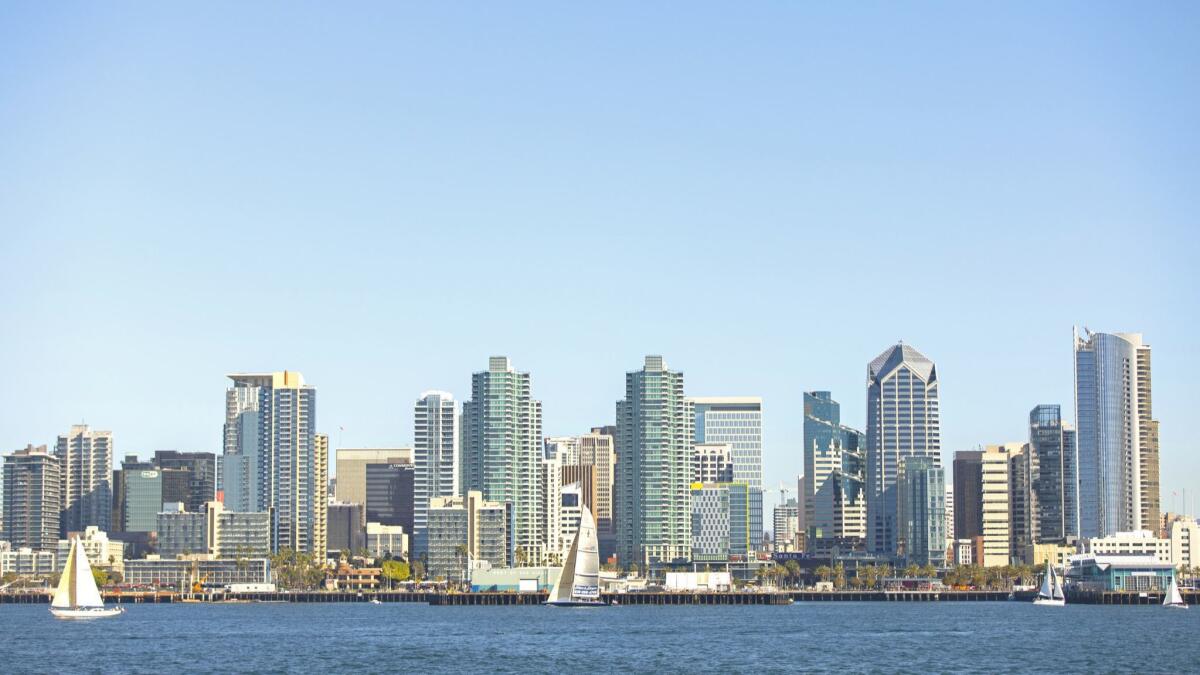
{"left": 896, "top": 456, "right": 945, "bottom": 567}
{"left": 616, "top": 355, "right": 693, "bottom": 567}
{"left": 691, "top": 397, "right": 764, "bottom": 551}
{"left": 803, "top": 391, "right": 867, "bottom": 547}
{"left": 1074, "top": 329, "right": 1160, "bottom": 537}
{"left": 866, "top": 343, "right": 941, "bottom": 557}
{"left": 1028, "top": 404, "right": 1079, "bottom": 542}
{"left": 414, "top": 391, "right": 458, "bottom": 559}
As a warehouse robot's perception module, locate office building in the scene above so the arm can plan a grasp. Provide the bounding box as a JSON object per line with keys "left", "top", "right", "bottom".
{"left": 616, "top": 356, "right": 693, "bottom": 567}
{"left": 413, "top": 391, "right": 457, "bottom": 559}
{"left": 365, "top": 462, "right": 414, "bottom": 535}
{"left": 1074, "top": 329, "right": 1160, "bottom": 537}
{"left": 691, "top": 482, "right": 751, "bottom": 562}
{"left": 461, "top": 357, "right": 544, "bottom": 565}
{"left": 157, "top": 503, "right": 206, "bottom": 558}
{"left": 153, "top": 451, "right": 217, "bottom": 512}
{"left": 56, "top": 424, "right": 113, "bottom": 536}
{"left": 896, "top": 457, "right": 945, "bottom": 567}
{"left": 1081, "top": 529, "right": 1171, "bottom": 563}
{"left": 692, "top": 443, "right": 734, "bottom": 483}
{"left": 865, "top": 344, "right": 941, "bottom": 557}
{"left": 1168, "top": 517, "right": 1199, "bottom": 570}
{"left": 944, "top": 485, "right": 955, "bottom": 552}
{"left": 544, "top": 437, "right": 580, "bottom": 466}
{"left": 1008, "top": 445, "right": 1034, "bottom": 564}
{"left": 327, "top": 502, "right": 366, "bottom": 555}
{"left": 691, "top": 397, "right": 764, "bottom": 551}
{"left": 334, "top": 447, "right": 412, "bottom": 508}
{"left": 366, "top": 522, "right": 408, "bottom": 559}
{"left": 803, "top": 391, "right": 867, "bottom": 546}
{"left": 953, "top": 452, "right": 983, "bottom": 541}
{"left": 3, "top": 445, "right": 61, "bottom": 551}
{"left": 1028, "top": 405, "right": 1077, "bottom": 542}
{"left": 222, "top": 371, "right": 325, "bottom": 554}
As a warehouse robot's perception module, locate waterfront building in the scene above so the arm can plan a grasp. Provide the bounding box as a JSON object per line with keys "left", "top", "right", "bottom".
{"left": 413, "top": 391, "right": 458, "bottom": 559}
{"left": 896, "top": 457, "right": 945, "bottom": 567}
{"left": 122, "top": 466, "right": 164, "bottom": 533}
{"left": 54, "top": 526, "right": 124, "bottom": 574}
{"left": 427, "top": 491, "right": 511, "bottom": 580}
{"left": 803, "top": 391, "right": 867, "bottom": 547}
{"left": 327, "top": 502, "right": 365, "bottom": 555}
{"left": 123, "top": 557, "right": 271, "bottom": 589}
{"left": 1074, "top": 329, "right": 1161, "bottom": 537}
{"left": 691, "top": 397, "right": 764, "bottom": 551}
{"left": 334, "top": 448, "right": 411, "bottom": 510}
{"left": 2, "top": 445, "right": 61, "bottom": 551}
{"left": 1081, "top": 529, "right": 1170, "bottom": 563}
{"left": 366, "top": 522, "right": 408, "bottom": 559}
{"left": 616, "top": 356, "right": 693, "bottom": 567}
{"left": 365, "top": 462, "right": 414, "bottom": 535}
{"left": 1031, "top": 542, "right": 1075, "bottom": 569}
{"left": 1028, "top": 405, "right": 1078, "bottom": 541}
{"left": 222, "top": 371, "right": 325, "bottom": 554}
{"left": 773, "top": 498, "right": 799, "bottom": 552}
{"left": 158, "top": 503, "right": 205, "bottom": 558}
{"left": 1168, "top": 517, "right": 1199, "bottom": 570}
{"left": 205, "top": 501, "right": 271, "bottom": 559}
{"left": 865, "top": 344, "right": 941, "bottom": 557}
{"left": 692, "top": 443, "right": 734, "bottom": 483}
{"left": 56, "top": 424, "right": 113, "bottom": 536}
{"left": 690, "top": 482, "right": 751, "bottom": 562}
{"left": 0, "top": 547, "right": 57, "bottom": 576}
{"left": 469, "top": 566, "right": 561, "bottom": 592}
{"left": 461, "top": 357, "right": 544, "bottom": 565}
{"left": 1066, "top": 554, "right": 1174, "bottom": 592}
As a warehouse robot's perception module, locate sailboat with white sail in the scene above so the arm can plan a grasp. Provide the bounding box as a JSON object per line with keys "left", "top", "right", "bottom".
{"left": 50, "top": 538, "right": 124, "bottom": 619}
{"left": 1033, "top": 560, "right": 1065, "bottom": 607}
{"left": 544, "top": 505, "right": 606, "bottom": 607}
{"left": 1163, "top": 575, "right": 1188, "bottom": 609}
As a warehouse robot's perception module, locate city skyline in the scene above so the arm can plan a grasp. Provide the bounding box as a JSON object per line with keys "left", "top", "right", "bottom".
{"left": 2, "top": 4, "right": 1198, "bottom": 512}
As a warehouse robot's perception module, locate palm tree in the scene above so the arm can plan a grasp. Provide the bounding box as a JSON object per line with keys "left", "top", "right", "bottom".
{"left": 903, "top": 563, "right": 920, "bottom": 579}
{"left": 815, "top": 565, "right": 832, "bottom": 584}
{"left": 833, "top": 562, "right": 846, "bottom": 590}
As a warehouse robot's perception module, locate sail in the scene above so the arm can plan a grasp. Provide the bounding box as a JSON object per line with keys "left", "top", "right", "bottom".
{"left": 1051, "top": 566, "right": 1065, "bottom": 601}
{"left": 71, "top": 539, "right": 105, "bottom": 608}
{"left": 1038, "top": 561, "right": 1055, "bottom": 599}
{"left": 548, "top": 519, "right": 580, "bottom": 603}
{"left": 51, "top": 540, "right": 77, "bottom": 608}
{"left": 571, "top": 506, "right": 600, "bottom": 601}
{"left": 1165, "top": 576, "right": 1184, "bottom": 606}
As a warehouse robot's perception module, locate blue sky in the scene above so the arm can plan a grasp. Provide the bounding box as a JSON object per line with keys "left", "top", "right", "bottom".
{"left": 2, "top": 3, "right": 1198, "bottom": 516}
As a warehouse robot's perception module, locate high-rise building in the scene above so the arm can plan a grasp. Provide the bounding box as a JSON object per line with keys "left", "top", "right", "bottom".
{"left": 691, "top": 397, "right": 764, "bottom": 550}
{"left": 153, "top": 451, "right": 217, "bottom": 512}
{"left": 616, "top": 355, "right": 693, "bottom": 567}
{"left": 953, "top": 451, "right": 983, "bottom": 541}
{"left": 1008, "top": 445, "right": 1034, "bottom": 564}
{"left": 205, "top": 501, "right": 271, "bottom": 558}
{"left": 221, "top": 371, "right": 324, "bottom": 553}
{"left": 944, "top": 485, "right": 955, "bottom": 553}
{"left": 3, "top": 445, "right": 61, "bottom": 551}
{"left": 334, "top": 448, "right": 412, "bottom": 508}
{"left": 896, "top": 456, "right": 945, "bottom": 567}
{"left": 1027, "top": 405, "right": 1078, "bottom": 543}
{"left": 690, "top": 482, "right": 751, "bottom": 562}
{"left": 326, "top": 502, "right": 365, "bottom": 554}
{"left": 865, "top": 344, "right": 941, "bottom": 557}
{"left": 413, "top": 391, "right": 458, "bottom": 558}
{"left": 461, "top": 357, "right": 543, "bottom": 565}
{"left": 579, "top": 428, "right": 616, "bottom": 556}
{"left": 803, "top": 391, "right": 867, "bottom": 548}
{"left": 981, "top": 444, "right": 1021, "bottom": 566}
{"left": 544, "top": 437, "right": 580, "bottom": 466}
{"left": 56, "top": 424, "right": 113, "bottom": 536}
{"left": 157, "top": 503, "right": 205, "bottom": 558}
{"left": 122, "top": 468, "right": 164, "bottom": 533}
{"left": 427, "top": 490, "right": 511, "bottom": 580}
{"left": 692, "top": 443, "right": 734, "bottom": 484}
{"left": 1074, "top": 329, "right": 1161, "bottom": 537}
{"left": 773, "top": 497, "right": 799, "bottom": 552}
{"left": 365, "top": 463, "right": 414, "bottom": 535}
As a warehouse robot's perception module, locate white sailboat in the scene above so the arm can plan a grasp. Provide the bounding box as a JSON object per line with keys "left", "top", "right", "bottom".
{"left": 544, "top": 505, "right": 606, "bottom": 607}
{"left": 50, "top": 538, "right": 124, "bottom": 619}
{"left": 1033, "top": 560, "right": 1065, "bottom": 607}
{"left": 1163, "top": 575, "right": 1188, "bottom": 609}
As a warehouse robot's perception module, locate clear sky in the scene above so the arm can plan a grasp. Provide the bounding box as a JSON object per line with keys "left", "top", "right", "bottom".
{"left": 2, "top": 3, "right": 1198, "bottom": 517}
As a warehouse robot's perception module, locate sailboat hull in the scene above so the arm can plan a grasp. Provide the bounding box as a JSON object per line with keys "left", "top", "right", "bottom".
{"left": 543, "top": 600, "right": 608, "bottom": 607}
{"left": 1032, "top": 597, "right": 1065, "bottom": 607}
{"left": 1164, "top": 603, "right": 1188, "bottom": 610}
{"left": 50, "top": 606, "right": 125, "bottom": 620}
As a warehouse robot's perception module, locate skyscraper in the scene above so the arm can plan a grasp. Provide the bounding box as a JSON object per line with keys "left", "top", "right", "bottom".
{"left": 616, "top": 356, "right": 693, "bottom": 567}
{"left": 56, "top": 424, "right": 113, "bottom": 536}
{"left": 953, "top": 451, "right": 983, "bottom": 542}
{"left": 461, "top": 357, "right": 543, "bottom": 565}
{"left": 221, "top": 371, "right": 324, "bottom": 553}
{"left": 691, "top": 397, "right": 764, "bottom": 551}
{"left": 1074, "top": 329, "right": 1161, "bottom": 537}
{"left": 803, "top": 391, "right": 867, "bottom": 548}
{"left": 865, "top": 344, "right": 941, "bottom": 556}
{"left": 152, "top": 451, "right": 217, "bottom": 512}
{"left": 334, "top": 448, "right": 412, "bottom": 508}
{"left": 365, "top": 462, "right": 415, "bottom": 535}
{"left": 3, "top": 445, "right": 61, "bottom": 551}
{"left": 1028, "top": 405, "right": 1077, "bottom": 543}
{"left": 414, "top": 391, "right": 458, "bottom": 558}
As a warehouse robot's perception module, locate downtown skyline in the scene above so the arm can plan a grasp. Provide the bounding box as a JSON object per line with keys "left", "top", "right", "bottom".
{"left": 1, "top": 4, "right": 1197, "bottom": 510}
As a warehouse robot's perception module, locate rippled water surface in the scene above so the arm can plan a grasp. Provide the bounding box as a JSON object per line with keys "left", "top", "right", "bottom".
{"left": 1, "top": 600, "right": 1197, "bottom": 673}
